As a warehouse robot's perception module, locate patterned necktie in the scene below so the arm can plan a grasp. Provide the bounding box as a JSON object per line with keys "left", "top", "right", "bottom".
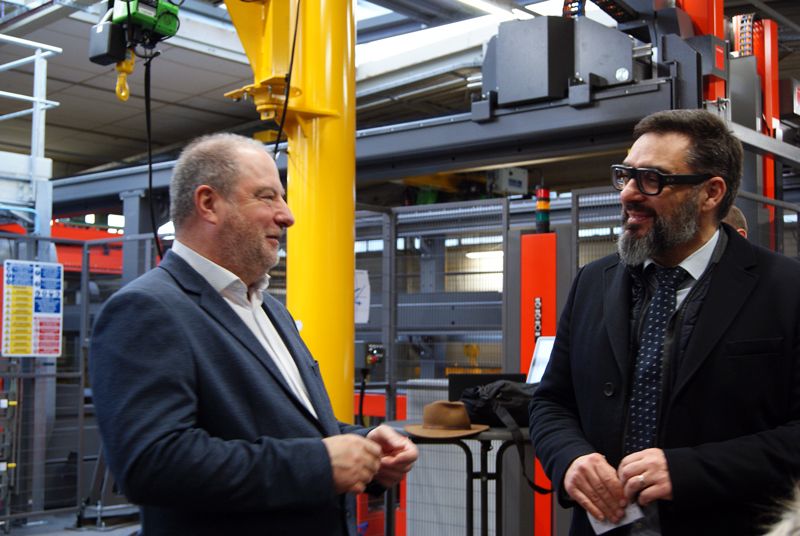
{"left": 624, "top": 265, "right": 688, "bottom": 454}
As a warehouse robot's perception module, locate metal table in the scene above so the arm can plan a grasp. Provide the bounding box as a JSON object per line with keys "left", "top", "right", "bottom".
{"left": 388, "top": 421, "right": 530, "bottom": 536}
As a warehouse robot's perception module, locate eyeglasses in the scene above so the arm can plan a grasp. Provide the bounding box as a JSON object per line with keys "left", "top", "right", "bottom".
{"left": 611, "top": 164, "right": 712, "bottom": 196}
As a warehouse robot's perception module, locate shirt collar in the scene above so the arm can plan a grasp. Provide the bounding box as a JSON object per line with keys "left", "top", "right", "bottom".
{"left": 171, "top": 239, "right": 270, "bottom": 295}
{"left": 643, "top": 228, "right": 720, "bottom": 281}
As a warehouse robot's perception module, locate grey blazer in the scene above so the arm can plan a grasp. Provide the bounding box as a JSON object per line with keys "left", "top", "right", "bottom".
{"left": 90, "top": 250, "right": 365, "bottom": 536}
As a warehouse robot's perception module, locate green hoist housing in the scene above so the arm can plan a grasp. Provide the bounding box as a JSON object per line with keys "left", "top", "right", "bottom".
{"left": 112, "top": 0, "right": 179, "bottom": 38}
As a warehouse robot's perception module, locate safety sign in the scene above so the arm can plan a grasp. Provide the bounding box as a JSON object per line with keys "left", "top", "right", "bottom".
{"left": 2, "top": 260, "right": 63, "bottom": 357}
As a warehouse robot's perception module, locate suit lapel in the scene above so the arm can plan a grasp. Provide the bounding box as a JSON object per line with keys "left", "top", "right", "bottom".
{"left": 159, "top": 252, "right": 330, "bottom": 432}
{"left": 261, "top": 297, "right": 340, "bottom": 435}
{"left": 671, "top": 231, "right": 758, "bottom": 401}
{"left": 603, "top": 260, "right": 633, "bottom": 377}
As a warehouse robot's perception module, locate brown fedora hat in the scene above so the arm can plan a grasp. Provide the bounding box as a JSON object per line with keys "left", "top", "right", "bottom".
{"left": 404, "top": 400, "right": 489, "bottom": 439}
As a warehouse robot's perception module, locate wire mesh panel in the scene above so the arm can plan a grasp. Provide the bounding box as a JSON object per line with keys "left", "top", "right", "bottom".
{"left": 573, "top": 187, "right": 800, "bottom": 270}
{"left": 572, "top": 187, "right": 622, "bottom": 269}
{"left": 734, "top": 194, "right": 800, "bottom": 259}
{"left": 405, "top": 381, "right": 501, "bottom": 536}
{"left": 0, "top": 233, "right": 92, "bottom": 528}
{"left": 392, "top": 201, "right": 506, "bottom": 382}
{"left": 783, "top": 209, "right": 799, "bottom": 259}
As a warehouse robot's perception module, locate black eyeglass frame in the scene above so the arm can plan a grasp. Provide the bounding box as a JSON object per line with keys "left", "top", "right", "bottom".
{"left": 610, "top": 164, "right": 713, "bottom": 196}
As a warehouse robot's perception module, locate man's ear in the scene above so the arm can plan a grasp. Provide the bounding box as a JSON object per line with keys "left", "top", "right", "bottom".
{"left": 195, "top": 185, "right": 222, "bottom": 224}
{"left": 701, "top": 176, "right": 726, "bottom": 214}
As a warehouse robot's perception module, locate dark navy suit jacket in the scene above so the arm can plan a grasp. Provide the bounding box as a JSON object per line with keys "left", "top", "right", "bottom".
{"left": 530, "top": 226, "right": 800, "bottom": 535}
{"left": 90, "top": 250, "right": 365, "bottom": 535}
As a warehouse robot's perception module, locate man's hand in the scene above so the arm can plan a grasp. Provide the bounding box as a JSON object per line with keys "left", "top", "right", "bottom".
{"left": 322, "top": 434, "right": 382, "bottom": 494}
{"left": 564, "top": 453, "right": 627, "bottom": 523}
{"left": 617, "top": 448, "right": 672, "bottom": 506}
{"left": 367, "top": 425, "right": 419, "bottom": 488}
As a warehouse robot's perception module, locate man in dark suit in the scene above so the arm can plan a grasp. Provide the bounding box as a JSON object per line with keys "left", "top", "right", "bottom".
{"left": 530, "top": 109, "right": 800, "bottom": 535}
{"left": 89, "top": 133, "right": 417, "bottom": 535}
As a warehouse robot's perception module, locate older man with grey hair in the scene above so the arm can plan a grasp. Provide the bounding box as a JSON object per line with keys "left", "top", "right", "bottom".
{"left": 90, "top": 133, "right": 417, "bottom": 536}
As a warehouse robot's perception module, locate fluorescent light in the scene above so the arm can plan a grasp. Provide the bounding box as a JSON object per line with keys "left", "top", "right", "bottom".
{"left": 466, "top": 250, "right": 504, "bottom": 259}
{"left": 108, "top": 214, "right": 125, "bottom": 228}
{"left": 456, "top": 0, "right": 515, "bottom": 19}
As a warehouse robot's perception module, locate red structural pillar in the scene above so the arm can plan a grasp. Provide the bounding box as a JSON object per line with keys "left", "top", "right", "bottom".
{"left": 754, "top": 19, "right": 780, "bottom": 248}
{"left": 678, "top": 0, "right": 726, "bottom": 101}
{"left": 520, "top": 232, "right": 557, "bottom": 534}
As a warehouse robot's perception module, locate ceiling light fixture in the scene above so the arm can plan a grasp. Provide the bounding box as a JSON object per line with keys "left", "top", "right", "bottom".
{"left": 465, "top": 250, "right": 504, "bottom": 260}
{"left": 456, "top": 0, "right": 537, "bottom": 19}
{"left": 456, "top": 0, "right": 515, "bottom": 18}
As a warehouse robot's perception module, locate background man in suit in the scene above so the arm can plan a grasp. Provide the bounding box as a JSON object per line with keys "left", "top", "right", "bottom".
{"left": 722, "top": 204, "right": 749, "bottom": 238}
{"left": 90, "top": 133, "right": 417, "bottom": 536}
{"left": 530, "top": 109, "right": 800, "bottom": 535}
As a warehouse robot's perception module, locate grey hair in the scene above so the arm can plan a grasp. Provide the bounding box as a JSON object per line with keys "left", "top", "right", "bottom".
{"left": 170, "top": 133, "right": 270, "bottom": 230}
{"left": 763, "top": 485, "right": 800, "bottom": 536}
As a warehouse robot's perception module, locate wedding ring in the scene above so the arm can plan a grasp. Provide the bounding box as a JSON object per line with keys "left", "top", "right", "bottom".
{"left": 638, "top": 474, "right": 646, "bottom": 488}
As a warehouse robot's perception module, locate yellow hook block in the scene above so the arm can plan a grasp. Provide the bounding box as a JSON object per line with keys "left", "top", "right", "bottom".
{"left": 115, "top": 49, "right": 136, "bottom": 102}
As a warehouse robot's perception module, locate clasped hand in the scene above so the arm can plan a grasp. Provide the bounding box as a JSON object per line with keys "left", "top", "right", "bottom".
{"left": 323, "top": 425, "right": 418, "bottom": 494}
{"left": 564, "top": 449, "right": 672, "bottom": 524}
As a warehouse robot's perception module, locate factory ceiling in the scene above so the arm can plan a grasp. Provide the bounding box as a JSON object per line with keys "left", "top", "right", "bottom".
{"left": 1, "top": 0, "right": 799, "bottom": 205}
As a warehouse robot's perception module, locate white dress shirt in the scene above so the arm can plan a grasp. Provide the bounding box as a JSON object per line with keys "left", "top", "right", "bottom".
{"left": 171, "top": 240, "right": 317, "bottom": 418}
{"left": 644, "top": 228, "right": 719, "bottom": 309}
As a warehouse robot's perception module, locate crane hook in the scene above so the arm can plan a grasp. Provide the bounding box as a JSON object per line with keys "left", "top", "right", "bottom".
{"left": 115, "top": 49, "right": 135, "bottom": 102}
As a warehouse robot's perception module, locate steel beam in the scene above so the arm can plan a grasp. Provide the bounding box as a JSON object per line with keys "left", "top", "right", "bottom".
{"left": 728, "top": 121, "right": 800, "bottom": 168}
{"left": 52, "top": 162, "right": 174, "bottom": 213}
{"left": 53, "top": 78, "right": 800, "bottom": 216}
{"left": 355, "top": 79, "right": 673, "bottom": 182}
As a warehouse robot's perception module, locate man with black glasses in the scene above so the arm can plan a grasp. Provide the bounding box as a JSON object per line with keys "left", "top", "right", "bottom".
{"left": 530, "top": 109, "right": 800, "bottom": 535}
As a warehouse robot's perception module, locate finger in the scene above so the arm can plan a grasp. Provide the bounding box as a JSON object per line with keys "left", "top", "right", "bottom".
{"left": 638, "top": 480, "right": 667, "bottom": 506}
{"left": 349, "top": 481, "right": 367, "bottom": 494}
{"left": 362, "top": 438, "right": 383, "bottom": 457}
{"left": 623, "top": 473, "right": 646, "bottom": 501}
{"left": 583, "top": 465, "right": 626, "bottom": 518}
{"left": 617, "top": 454, "right": 644, "bottom": 481}
{"left": 385, "top": 445, "right": 418, "bottom": 465}
{"left": 368, "top": 426, "right": 406, "bottom": 450}
{"left": 569, "top": 471, "right": 622, "bottom": 523}
{"left": 379, "top": 456, "right": 414, "bottom": 474}
{"left": 380, "top": 428, "right": 408, "bottom": 450}
{"left": 570, "top": 487, "right": 609, "bottom": 522}
{"left": 566, "top": 455, "right": 625, "bottom": 521}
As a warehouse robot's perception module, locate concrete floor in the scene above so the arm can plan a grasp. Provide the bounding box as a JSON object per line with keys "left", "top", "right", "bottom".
{"left": 2, "top": 513, "right": 139, "bottom": 536}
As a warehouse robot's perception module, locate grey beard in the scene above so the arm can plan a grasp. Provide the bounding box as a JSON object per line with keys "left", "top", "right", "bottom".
{"left": 617, "top": 196, "right": 700, "bottom": 266}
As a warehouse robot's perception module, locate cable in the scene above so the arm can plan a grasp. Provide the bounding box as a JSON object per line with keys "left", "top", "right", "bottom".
{"left": 272, "top": 0, "right": 301, "bottom": 159}
{"left": 144, "top": 53, "right": 164, "bottom": 260}
{"left": 357, "top": 368, "right": 368, "bottom": 427}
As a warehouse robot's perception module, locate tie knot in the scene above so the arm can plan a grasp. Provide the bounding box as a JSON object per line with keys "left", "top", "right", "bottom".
{"left": 654, "top": 265, "right": 687, "bottom": 290}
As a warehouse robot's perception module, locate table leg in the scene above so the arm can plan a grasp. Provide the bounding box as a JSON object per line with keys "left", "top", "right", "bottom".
{"left": 453, "top": 440, "right": 473, "bottom": 536}
{"left": 480, "top": 441, "right": 490, "bottom": 536}
{"left": 495, "top": 441, "right": 515, "bottom": 536}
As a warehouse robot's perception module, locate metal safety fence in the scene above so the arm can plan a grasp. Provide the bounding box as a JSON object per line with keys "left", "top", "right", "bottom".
{"left": 0, "top": 231, "right": 116, "bottom": 533}
{"left": 355, "top": 200, "right": 508, "bottom": 386}
{"left": 572, "top": 187, "right": 800, "bottom": 269}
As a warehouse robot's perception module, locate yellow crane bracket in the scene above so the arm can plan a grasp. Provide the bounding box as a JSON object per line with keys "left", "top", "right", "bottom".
{"left": 224, "top": 82, "right": 336, "bottom": 122}
{"left": 115, "top": 49, "right": 136, "bottom": 102}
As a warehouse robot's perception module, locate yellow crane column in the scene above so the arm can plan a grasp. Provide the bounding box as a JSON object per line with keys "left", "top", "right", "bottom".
{"left": 224, "top": 0, "right": 356, "bottom": 422}
{"left": 285, "top": 1, "right": 356, "bottom": 422}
